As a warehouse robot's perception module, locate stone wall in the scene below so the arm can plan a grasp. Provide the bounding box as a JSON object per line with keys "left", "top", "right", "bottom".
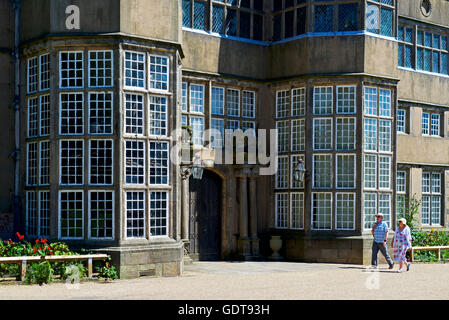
{"left": 0, "top": 212, "right": 13, "bottom": 239}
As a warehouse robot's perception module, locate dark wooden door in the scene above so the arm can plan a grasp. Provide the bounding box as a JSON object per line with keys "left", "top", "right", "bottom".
{"left": 189, "top": 170, "right": 222, "bottom": 261}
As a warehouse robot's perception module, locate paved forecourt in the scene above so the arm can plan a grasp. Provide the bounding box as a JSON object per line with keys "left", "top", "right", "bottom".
{"left": 1, "top": 261, "right": 449, "bottom": 300}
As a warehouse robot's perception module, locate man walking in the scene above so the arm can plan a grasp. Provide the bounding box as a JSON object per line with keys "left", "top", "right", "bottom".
{"left": 371, "top": 213, "right": 394, "bottom": 269}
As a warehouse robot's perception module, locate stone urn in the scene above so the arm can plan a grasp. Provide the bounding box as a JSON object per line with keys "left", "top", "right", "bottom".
{"left": 269, "top": 236, "right": 283, "bottom": 260}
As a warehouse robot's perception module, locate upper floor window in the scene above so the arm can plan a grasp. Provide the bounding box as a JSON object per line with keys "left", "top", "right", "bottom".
{"left": 27, "top": 57, "right": 38, "bottom": 94}
{"left": 422, "top": 171, "right": 442, "bottom": 226}
{"left": 183, "top": 0, "right": 264, "bottom": 41}
{"left": 124, "top": 51, "right": 145, "bottom": 89}
{"left": 89, "top": 50, "right": 113, "bottom": 88}
{"left": 422, "top": 111, "right": 441, "bottom": 137}
{"left": 60, "top": 51, "right": 84, "bottom": 89}
{"left": 149, "top": 55, "right": 169, "bottom": 91}
{"left": 397, "top": 108, "right": 407, "bottom": 133}
{"left": 366, "top": 0, "right": 394, "bottom": 37}
{"left": 398, "top": 26, "right": 413, "bottom": 69}
{"left": 417, "top": 30, "right": 448, "bottom": 75}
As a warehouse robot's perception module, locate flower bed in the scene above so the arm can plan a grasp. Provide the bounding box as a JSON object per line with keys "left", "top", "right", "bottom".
{"left": 0, "top": 233, "right": 117, "bottom": 285}
{"left": 411, "top": 228, "right": 449, "bottom": 262}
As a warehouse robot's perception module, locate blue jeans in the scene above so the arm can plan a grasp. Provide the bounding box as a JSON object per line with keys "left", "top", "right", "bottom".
{"left": 372, "top": 242, "right": 394, "bottom": 266}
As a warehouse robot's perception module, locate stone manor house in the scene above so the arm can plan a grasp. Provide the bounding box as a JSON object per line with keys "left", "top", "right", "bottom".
{"left": 0, "top": 0, "right": 448, "bottom": 278}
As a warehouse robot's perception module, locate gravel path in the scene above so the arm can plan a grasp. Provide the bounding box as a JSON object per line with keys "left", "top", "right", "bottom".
{"left": 1, "top": 261, "right": 448, "bottom": 300}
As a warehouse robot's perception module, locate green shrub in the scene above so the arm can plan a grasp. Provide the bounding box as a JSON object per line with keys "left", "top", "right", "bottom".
{"left": 62, "top": 263, "right": 87, "bottom": 281}
{"left": 25, "top": 261, "right": 54, "bottom": 286}
{"left": 98, "top": 262, "right": 118, "bottom": 280}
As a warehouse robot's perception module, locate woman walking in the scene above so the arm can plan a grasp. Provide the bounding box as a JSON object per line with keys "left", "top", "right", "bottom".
{"left": 391, "top": 218, "right": 412, "bottom": 273}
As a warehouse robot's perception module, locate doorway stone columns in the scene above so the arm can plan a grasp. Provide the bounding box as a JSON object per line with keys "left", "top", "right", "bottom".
{"left": 236, "top": 167, "right": 260, "bottom": 259}
{"left": 181, "top": 166, "right": 192, "bottom": 264}
{"left": 249, "top": 168, "right": 260, "bottom": 257}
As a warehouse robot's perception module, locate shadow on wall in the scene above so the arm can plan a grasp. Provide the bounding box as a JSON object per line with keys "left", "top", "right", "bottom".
{"left": 0, "top": 212, "right": 14, "bottom": 239}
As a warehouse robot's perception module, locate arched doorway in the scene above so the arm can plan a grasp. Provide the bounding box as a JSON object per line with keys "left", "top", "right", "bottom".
{"left": 189, "top": 170, "right": 222, "bottom": 261}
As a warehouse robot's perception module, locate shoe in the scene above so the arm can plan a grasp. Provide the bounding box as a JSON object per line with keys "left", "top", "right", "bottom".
{"left": 398, "top": 269, "right": 404, "bottom": 273}
{"left": 407, "top": 262, "right": 410, "bottom": 272}
{"left": 389, "top": 263, "right": 394, "bottom": 270}
{"left": 368, "top": 265, "right": 377, "bottom": 269}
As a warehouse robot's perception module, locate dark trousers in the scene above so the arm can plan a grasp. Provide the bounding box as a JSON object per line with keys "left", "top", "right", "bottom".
{"left": 371, "top": 242, "right": 394, "bottom": 266}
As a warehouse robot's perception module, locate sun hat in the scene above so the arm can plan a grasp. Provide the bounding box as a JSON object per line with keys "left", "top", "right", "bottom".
{"left": 398, "top": 218, "right": 407, "bottom": 225}
{"left": 375, "top": 213, "right": 384, "bottom": 217}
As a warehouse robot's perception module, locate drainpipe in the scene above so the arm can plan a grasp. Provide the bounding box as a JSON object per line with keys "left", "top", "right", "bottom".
{"left": 10, "top": 0, "right": 21, "bottom": 234}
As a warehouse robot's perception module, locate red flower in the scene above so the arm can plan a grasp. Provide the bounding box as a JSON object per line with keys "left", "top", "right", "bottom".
{"left": 41, "top": 239, "right": 48, "bottom": 244}
{"left": 16, "top": 232, "right": 24, "bottom": 240}
{"left": 35, "top": 239, "right": 39, "bottom": 244}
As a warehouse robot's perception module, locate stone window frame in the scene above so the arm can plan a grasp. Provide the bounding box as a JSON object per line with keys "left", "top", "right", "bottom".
{"left": 379, "top": 119, "right": 392, "bottom": 153}
{"left": 363, "top": 153, "right": 377, "bottom": 190}
{"left": 378, "top": 155, "right": 392, "bottom": 191}
{"left": 416, "top": 28, "right": 448, "bottom": 75}
{"left": 291, "top": 154, "right": 305, "bottom": 190}
{"left": 59, "top": 139, "right": 84, "bottom": 186}
{"left": 422, "top": 171, "right": 443, "bottom": 226}
{"left": 148, "top": 141, "right": 170, "bottom": 187}
{"left": 39, "top": 140, "right": 50, "bottom": 187}
{"left": 311, "top": 192, "right": 333, "bottom": 231}
{"left": 336, "top": 85, "right": 357, "bottom": 115}
{"left": 88, "top": 190, "right": 115, "bottom": 240}
{"left": 396, "top": 107, "right": 407, "bottom": 134}
{"left": 335, "top": 153, "right": 356, "bottom": 190}
{"left": 183, "top": 0, "right": 264, "bottom": 41}
{"left": 124, "top": 93, "right": 145, "bottom": 137}
{"left": 291, "top": 118, "right": 306, "bottom": 152}
{"left": 27, "top": 56, "right": 39, "bottom": 94}
{"left": 88, "top": 92, "right": 114, "bottom": 135}
{"left": 336, "top": 117, "right": 356, "bottom": 151}
{"left": 211, "top": 86, "right": 225, "bottom": 116}
{"left": 27, "top": 97, "right": 39, "bottom": 138}
{"left": 88, "top": 50, "right": 114, "bottom": 88}
{"left": 275, "top": 192, "right": 289, "bottom": 229}
{"left": 396, "top": 169, "right": 408, "bottom": 217}
{"left": 149, "top": 191, "right": 170, "bottom": 237}
{"left": 125, "top": 190, "right": 147, "bottom": 239}
{"left": 89, "top": 139, "right": 114, "bottom": 186}
{"left": 124, "top": 139, "right": 146, "bottom": 186}
{"left": 312, "top": 153, "right": 333, "bottom": 190}
{"left": 335, "top": 192, "right": 356, "bottom": 231}
{"left": 190, "top": 115, "right": 205, "bottom": 146}
{"left": 39, "top": 53, "right": 51, "bottom": 92}
{"left": 211, "top": 117, "right": 225, "bottom": 148}
{"left": 241, "top": 90, "right": 256, "bottom": 119}
{"left": 149, "top": 54, "right": 170, "bottom": 93}
{"left": 190, "top": 83, "right": 205, "bottom": 114}
{"left": 290, "top": 192, "right": 305, "bottom": 230}
{"left": 26, "top": 142, "right": 38, "bottom": 187}
{"left": 366, "top": 0, "right": 395, "bottom": 37}
{"left": 313, "top": 86, "right": 333, "bottom": 116}
{"left": 59, "top": 92, "right": 84, "bottom": 136}
{"left": 276, "top": 120, "right": 290, "bottom": 153}
{"left": 378, "top": 192, "right": 392, "bottom": 228}
{"left": 38, "top": 191, "right": 51, "bottom": 237}
{"left": 124, "top": 50, "right": 146, "bottom": 90}
{"left": 40, "top": 94, "right": 51, "bottom": 137}
{"left": 276, "top": 155, "right": 290, "bottom": 190}
{"left": 226, "top": 119, "right": 240, "bottom": 131}
{"left": 26, "top": 191, "right": 38, "bottom": 237}
{"left": 276, "top": 89, "right": 290, "bottom": 118}
{"left": 58, "top": 190, "right": 84, "bottom": 240}
{"left": 422, "top": 110, "right": 442, "bottom": 137}
{"left": 148, "top": 95, "right": 169, "bottom": 137}
{"left": 397, "top": 25, "right": 414, "bottom": 69}
{"left": 313, "top": 117, "right": 333, "bottom": 151}
{"left": 363, "top": 192, "right": 377, "bottom": 230}
{"left": 59, "top": 51, "right": 84, "bottom": 89}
